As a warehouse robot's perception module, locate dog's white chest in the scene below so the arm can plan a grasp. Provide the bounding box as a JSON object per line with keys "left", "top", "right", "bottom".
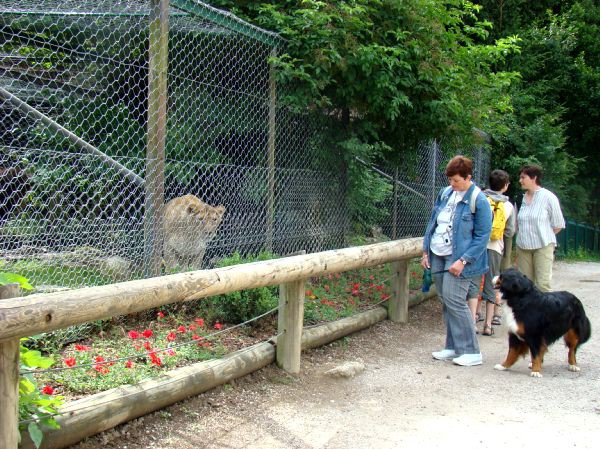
{"left": 503, "top": 304, "right": 521, "bottom": 337}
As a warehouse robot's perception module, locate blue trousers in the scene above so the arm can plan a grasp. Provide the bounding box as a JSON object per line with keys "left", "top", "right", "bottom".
{"left": 431, "top": 254, "right": 480, "bottom": 355}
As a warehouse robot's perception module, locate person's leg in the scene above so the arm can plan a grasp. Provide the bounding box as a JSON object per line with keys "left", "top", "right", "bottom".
{"left": 430, "top": 254, "right": 455, "bottom": 353}
{"left": 482, "top": 250, "right": 502, "bottom": 333}
{"left": 532, "top": 244, "right": 555, "bottom": 292}
{"left": 466, "top": 278, "right": 479, "bottom": 325}
{"left": 440, "top": 272, "right": 480, "bottom": 355}
{"left": 516, "top": 246, "right": 535, "bottom": 282}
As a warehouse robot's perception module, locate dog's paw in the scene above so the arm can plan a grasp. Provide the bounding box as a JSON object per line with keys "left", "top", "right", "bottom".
{"left": 530, "top": 371, "right": 543, "bottom": 378}
{"left": 494, "top": 364, "right": 508, "bottom": 371}
{"left": 568, "top": 364, "right": 580, "bottom": 372}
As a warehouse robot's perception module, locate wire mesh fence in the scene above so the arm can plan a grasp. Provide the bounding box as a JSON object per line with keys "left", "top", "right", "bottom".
{"left": 358, "top": 139, "right": 490, "bottom": 241}
{"left": 1, "top": 0, "right": 490, "bottom": 292}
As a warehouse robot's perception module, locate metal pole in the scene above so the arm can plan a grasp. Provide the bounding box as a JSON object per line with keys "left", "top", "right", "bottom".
{"left": 144, "top": 0, "right": 169, "bottom": 277}
{"left": 0, "top": 86, "right": 143, "bottom": 187}
{"left": 392, "top": 166, "right": 398, "bottom": 239}
{"left": 266, "top": 48, "right": 277, "bottom": 253}
{"left": 431, "top": 139, "right": 437, "bottom": 207}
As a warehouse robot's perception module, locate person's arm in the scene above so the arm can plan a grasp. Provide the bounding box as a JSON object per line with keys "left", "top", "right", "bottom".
{"left": 548, "top": 192, "right": 565, "bottom": 232}
{"left": 449, "top": 193, "right": 492, "bottom": 276}
{"left": 504, "top": 202, "right": 516, "bottom": 238}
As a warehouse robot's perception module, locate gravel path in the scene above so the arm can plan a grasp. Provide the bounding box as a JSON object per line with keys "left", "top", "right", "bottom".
{"left": 73, "top": 261, "right": 600, "bottom": 449}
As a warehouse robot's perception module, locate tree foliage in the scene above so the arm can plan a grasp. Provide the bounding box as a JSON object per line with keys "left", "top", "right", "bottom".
{"left": 476, "top": 0, "right": 600, "bottom": 222}
{"left": 212, "top": 0, "right": 519, "bottom": 229}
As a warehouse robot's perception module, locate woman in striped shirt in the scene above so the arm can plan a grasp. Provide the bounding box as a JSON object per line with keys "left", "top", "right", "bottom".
{"left": 516, "top": 164, "right": 565, "bottom": 291}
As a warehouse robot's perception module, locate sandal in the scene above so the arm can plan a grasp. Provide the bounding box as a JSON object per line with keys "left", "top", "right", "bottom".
{"left": 475, "top": 312, "right": 484, "bottom": 322}
{"left": 492, "top": 315, "right": 502, "bottom": 326}
{"left": 482, "top": 325, "right": 494, "bottom": 336}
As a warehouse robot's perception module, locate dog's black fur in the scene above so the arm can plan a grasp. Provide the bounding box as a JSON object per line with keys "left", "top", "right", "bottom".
{"left": 494, "top": 268, "right": 591, "bottom": 377}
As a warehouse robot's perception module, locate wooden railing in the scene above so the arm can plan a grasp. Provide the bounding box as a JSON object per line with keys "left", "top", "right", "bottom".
{"left": 0, "top": 237, "right": 423, "bottom": 449}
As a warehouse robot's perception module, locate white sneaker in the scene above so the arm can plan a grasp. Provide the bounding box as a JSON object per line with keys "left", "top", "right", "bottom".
{"left": 452, "top": 353, "right": 483, "bottom": 366}
{"left": 432, "top": 349, "right": 456, "bottom": 360}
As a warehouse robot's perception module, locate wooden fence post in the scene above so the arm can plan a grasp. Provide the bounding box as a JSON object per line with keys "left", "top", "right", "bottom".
{"left": 0, "top": 283, "right": 20, "bottom": 449}
{"left": 277, "top": 279, "right": 305, "bottom": 374}
{"left": 388, "top": 259, "right": 409, "bottom": 323}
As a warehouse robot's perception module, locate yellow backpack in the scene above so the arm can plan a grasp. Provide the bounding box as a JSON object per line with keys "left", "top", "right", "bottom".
{"left": 487, "top": 197, "right": 506, "bottom": 241}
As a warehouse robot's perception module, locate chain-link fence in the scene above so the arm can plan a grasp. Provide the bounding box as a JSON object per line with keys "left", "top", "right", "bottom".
{"left": 0, "top": 0, "right": 489, "bottom": 292}
{"left": 360, "top": 139, "right": 491, "bottom": 240}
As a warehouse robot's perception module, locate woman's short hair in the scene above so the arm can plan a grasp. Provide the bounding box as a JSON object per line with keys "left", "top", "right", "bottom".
{"left": 445, "top": 155, "right": 473, "bottom": 179}
{"left": 488, "top": 169, "right": 510, "bottom": 191}
{"left": 519, "top": 164, "right": 543, "bottom": 185}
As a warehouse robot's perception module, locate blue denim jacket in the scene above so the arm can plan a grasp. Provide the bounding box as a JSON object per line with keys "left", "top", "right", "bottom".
{"left": 423, "top": 184, "right": 492, "bottom": 277}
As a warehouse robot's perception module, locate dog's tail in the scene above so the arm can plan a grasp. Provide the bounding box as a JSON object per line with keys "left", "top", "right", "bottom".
{"left": 573, "top": 298, "right": 592, "bottom": 346}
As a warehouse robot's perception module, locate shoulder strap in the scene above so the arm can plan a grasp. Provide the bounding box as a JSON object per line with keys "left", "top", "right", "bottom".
{"left": 469, "top": 185, "right": 481, "bottom": 214}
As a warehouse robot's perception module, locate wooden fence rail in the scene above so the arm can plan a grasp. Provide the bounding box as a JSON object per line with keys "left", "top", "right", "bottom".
{"left": 0, "top": 237, "right": 424, "bottom": 449}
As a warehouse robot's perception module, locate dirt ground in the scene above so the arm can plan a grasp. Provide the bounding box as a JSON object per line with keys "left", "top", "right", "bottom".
{"left": 72, "top": 261, "right": 600, "bottom": 449}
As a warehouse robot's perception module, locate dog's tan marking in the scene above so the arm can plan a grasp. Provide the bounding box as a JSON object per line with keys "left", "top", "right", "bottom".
{"left": 564, "top": 329, "right": 581, "bottom": 371}
{"left": 530, "top": 345, "right": 548, "bottom": 377}
{"left": 498, "top": 340, "right": 529, "bottom": 370}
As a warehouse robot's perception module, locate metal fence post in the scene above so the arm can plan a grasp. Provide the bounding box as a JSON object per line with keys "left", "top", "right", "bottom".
{"left": 388, "top": 259, "right": 409, "bottom": 323}
{"left": 266, "top": 47, "right": 277, "bottom": 254}
{"left": 0, "top": 283, "right": 20, "bottom": 449}
{"left": 431, "top": 140, "right": 438, "bottom": 207}
{"left": 144, "top": 0, "right": 169, "bottom": 277}
{"left": 392, "top": 166, "right": 398, "bottom": 240}
{"left": 277, "top": 278, "right": 305, "bottom": 374}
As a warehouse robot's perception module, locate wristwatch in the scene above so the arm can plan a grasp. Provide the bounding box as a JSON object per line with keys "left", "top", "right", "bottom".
{"left": 459, "top": 258, "right": 468, "bottom": 265}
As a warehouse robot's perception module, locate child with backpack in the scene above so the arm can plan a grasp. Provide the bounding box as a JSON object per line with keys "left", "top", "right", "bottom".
{"left": 479, "top": 169, "right": 516, "bottom": 335}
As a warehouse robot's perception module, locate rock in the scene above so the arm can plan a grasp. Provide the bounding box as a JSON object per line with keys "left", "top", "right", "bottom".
{"left": 324, "top": 361, "right": 365, "bottom": 378}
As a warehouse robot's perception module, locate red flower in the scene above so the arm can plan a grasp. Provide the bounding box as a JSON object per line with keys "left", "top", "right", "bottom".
{"left": 94, "top": 356, "right": 105, "bottom": 363}
{"left": 194, "top": 318, "right": 205, "bottom": 327}
{"left": 352, "top": 283, "right": 361, "bottom": 290}
{"left": 305, "top": 289, "right": 313, "bottom": 297}
{"left": 213, "top": 322, "right": 222, "bottom": 330}
{"left": 351, "top": 288, "right": 360, "bottom": 296}
{"left": 64, "top": 357, "right": 76, "bottom": 367}
{"left": 369, "top": 275, "right": 375, "bottom": 281}
{"left": 166, "top": 332, "right": 177, "bottom": 342}
{"left": 380, "top": 293, "right": 390, "bottom": 301}
{"left": 375, "top": 285, "right": 384, "bottom": 291}
{"left": 125, "top": 360, "right": 134, "bottom": 368}
{"left": 167, "top": 349, "right": 176, "bottom": 356}
{"left": 192, "top": 334, "right": 202, "bottom": 341}
{"left": 41, "top": 385, "right": 54, "bottom": 395}
{"left": 142, "top": 329, "right": 154, "bottom": 339}
{"left": 157, "top": 311, "right": 165, "bottom": 319}
{"left": 93, "top": 364, "right": 110, "bottom": 375}
{"left": 74, "top": 344, "right": 91, "bottom": 351}
{"left": 177, "top": 325, "right": 187, "bottom": 333}
{"left": 189, "top": 324, "right": 197, "bottom": 331}
{"left": 128, "top": 330, "right": 139, "bottom": 339}
{"left": 150, "top": 353, "right": 162, "bottom": 367}
{"left": 143, "top": 341, "right": 152, "bottom": 350}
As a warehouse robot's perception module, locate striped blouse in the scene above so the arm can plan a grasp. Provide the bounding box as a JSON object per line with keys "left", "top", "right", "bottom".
{"left": 516, "top": 188, "right": 565, "bottom": 250}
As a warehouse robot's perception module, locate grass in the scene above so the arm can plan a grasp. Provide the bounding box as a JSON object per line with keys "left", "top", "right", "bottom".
{"left": 557, "top": 248, "right": 600, "bottom": 262}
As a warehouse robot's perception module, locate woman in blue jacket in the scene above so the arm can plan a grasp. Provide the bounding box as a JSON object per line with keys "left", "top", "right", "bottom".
{"left": 421, "top": 155, "right": 492, "bottom": 367}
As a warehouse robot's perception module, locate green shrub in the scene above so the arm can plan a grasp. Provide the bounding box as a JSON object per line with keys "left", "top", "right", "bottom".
{"left": 195, "top": 252, "right": 279, "bottom": 324}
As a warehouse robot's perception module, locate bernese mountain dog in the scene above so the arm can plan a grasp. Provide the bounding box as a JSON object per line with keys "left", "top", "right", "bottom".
{"left": 493, "top": 268, "right": 591, "bottom": 378}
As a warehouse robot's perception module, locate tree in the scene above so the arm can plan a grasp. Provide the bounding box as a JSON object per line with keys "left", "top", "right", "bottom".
{"left": 212, "top": 1, "right": 519, "bottom": 230}
{"left": 476, "top": 1, "right": 600, "bottom": 222}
